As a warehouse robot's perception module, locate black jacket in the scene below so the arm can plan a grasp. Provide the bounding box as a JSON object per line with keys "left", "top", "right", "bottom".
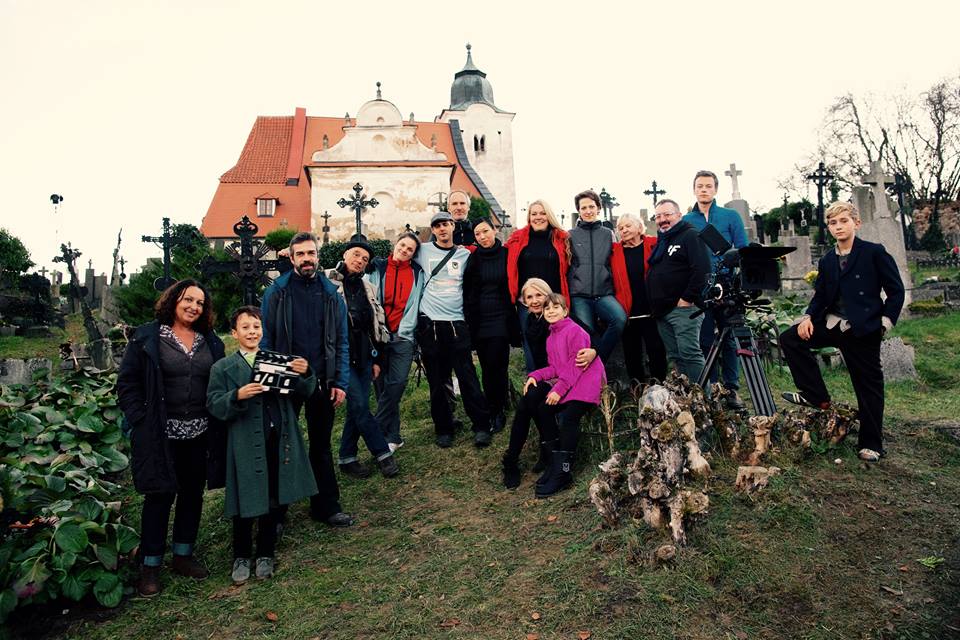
{"left": 806, "top": 236, "right": 905, "bottom": 336}
{"left": 646, "top": 221, "right": 711, "bottom": 317}
{"left": 454, "top": 218, "right": 476, "bottom": 247}
{"left": 116, "top": 321, "right": 226, "bottom": 495}
{"left": 462, "top": 241, "right": 521, "bottom": 346}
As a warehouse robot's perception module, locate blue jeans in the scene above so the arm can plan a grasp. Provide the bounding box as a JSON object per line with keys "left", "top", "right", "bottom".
{"left": 570, "top": 295, "right": 627, "bottom": 362}
{"left": 373, "top": 338, "right": 416, "bottom": 445}
{"left": 699, "top": 309, "right": 740, "bottom": 390}
{"left": 338, "top": 365, "right": 392, "bottom": 464}
{"left": 656, "top": 305, "right": 705, "bottom": 384}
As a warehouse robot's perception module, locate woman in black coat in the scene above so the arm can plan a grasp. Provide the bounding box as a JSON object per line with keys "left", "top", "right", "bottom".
{"left": 463, "top": 218, "right": 521, "bottom": 432}
{"left": 117, "top": 279, "right": 225, "bottom": 598}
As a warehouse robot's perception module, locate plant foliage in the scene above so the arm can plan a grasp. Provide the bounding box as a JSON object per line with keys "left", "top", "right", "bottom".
{"left": 0, "top": 367, "right": 137, "bottom": 621}
{"left": 0, "top": 228, "right": 34, "bottom": 288}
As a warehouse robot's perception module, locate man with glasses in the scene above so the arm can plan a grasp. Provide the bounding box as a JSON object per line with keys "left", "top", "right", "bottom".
{"left": 646, "top": 199, "right": 711, "bottom": 383}
{"left": 415, "top": 211, "right": 493, "bottom": 448}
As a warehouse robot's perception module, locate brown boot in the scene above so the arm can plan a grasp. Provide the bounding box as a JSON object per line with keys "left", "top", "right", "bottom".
{"left": 170, "top": 554, "right": 209, "bottom": 580}
{"left": 137, "top": 564, "right": 162, "bottom": 597}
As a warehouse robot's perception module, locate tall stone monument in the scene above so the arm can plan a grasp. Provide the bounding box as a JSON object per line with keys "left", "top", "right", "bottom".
{"left": 854, "top": 161, "right": 912, "bottom": 304}
{"left": 723, "top": 163, "right": 754, "bottom": 241}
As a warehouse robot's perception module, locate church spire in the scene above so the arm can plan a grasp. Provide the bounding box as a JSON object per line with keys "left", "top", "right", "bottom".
{"left": 449, "top": 43, "right": 499, "bottom": 111}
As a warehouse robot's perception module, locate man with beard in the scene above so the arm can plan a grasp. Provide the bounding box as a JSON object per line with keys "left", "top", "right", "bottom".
{"left": 646, "top": 199, "right": 711, "bottom": 384}
{"left": 260, "top": 232, "right": 354, "bottom": 528}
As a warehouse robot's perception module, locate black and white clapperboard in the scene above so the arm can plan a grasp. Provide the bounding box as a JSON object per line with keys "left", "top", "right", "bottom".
{"left": 251, "top": 349, "right": 299, "bottom": 394}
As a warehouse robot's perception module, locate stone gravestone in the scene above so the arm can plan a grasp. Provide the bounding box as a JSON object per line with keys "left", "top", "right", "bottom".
{"left": 0, "top": 358, "right": 52, "bottom": 386}
{"left": 880, "top": 336, "right": 917, "bottom": 382}
{"left": 782, "top": 233, "right": 812, "bottom": 291}
{"left": 853, "top": 161, "right": 912, "bottom": 305}
{"left": 723, "top": 163, "right": 753, "bottom": 241}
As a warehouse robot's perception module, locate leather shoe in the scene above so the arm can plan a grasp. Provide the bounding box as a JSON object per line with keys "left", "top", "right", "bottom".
{"left": 725, "top": 392, "right": 746, "bottom": 410}
{"left": 474, "top": 430, "right": 492, "bottom": 448}
{"left": 435, "top": 434, "right": 454, "bottom": 448}
{"left": 324, "top": 512, "right": 355, "bottom": 527}
{"left": 137, "top": 564, "right": 162, "bottom": 597}
{"left": 171, "top": 554, "right": 209, "bottom": 580}
{"left": 339, "top": 461, "right": 372, "bottom": 479}
{"left": 378, "top": 455, "right": 399, "bottom": 477}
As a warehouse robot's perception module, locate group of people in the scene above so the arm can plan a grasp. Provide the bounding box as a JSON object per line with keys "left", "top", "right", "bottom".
{"left": 116, "top": 170, "right": 905, "bottom": 596}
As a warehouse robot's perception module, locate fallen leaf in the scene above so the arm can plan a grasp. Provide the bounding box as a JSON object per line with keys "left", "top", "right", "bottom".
{"left": 880, "top": 585, "right": 904, "bottom": 596}
{"left": 526, "top": 635, "right": 540, "bottom": 640}
{"left": 898, "top": 565, "right": 909, "bottom": 572}
{"left": 265, "top": 611, "right": 279, "bottom": 622}
{"left": 578, "top": 631, "right": 592, "bottom": 639}
{"left": 531, "top": 611, "right": 541, "bottom": 620}
{"left": 547, "top": 515, "right": 558, "bottom": 523}
{"left": 439, "top": 618, "right": 461, "bottom": 628}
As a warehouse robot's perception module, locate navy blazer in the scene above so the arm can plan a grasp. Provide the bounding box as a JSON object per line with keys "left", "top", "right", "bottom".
{"left": 806, "top": 237, "right": 905, "bottom": 337}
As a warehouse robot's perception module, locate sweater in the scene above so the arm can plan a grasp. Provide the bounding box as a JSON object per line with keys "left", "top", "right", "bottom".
{"left": 530, "top": 317, "right": 606, "bottom": 405}
{"left": 463, "top": 240, "right": 518, "bottom": 340}
{"left": 622, "top": 235, "right": 657, "bottom": 316}
{"left": 646, "top": 221, "right": 711, "bottom": 318}
{"left": 506, "top": 225, "right": 571, "bottom": 304}
{"left": 682, "top": 201, "right": 748, "bottom": 264}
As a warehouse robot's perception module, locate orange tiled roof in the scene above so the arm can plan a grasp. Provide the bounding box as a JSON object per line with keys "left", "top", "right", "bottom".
{"left": 201, "top": 109, "right": 481, "bottom": 239}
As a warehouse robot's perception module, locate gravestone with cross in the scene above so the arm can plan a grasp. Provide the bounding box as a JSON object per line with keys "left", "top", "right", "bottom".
{"left": 644, "top": 180, "right": 666, "bottom": 206}
{"left": 199, "top": 217, "right": 290, "bottom": 305}
{"left": 854, "top": 161, "right": 911, "bottom": 304}
{"left": 722, "top": 162, "right": 752, "bottom": 237}
{"left": 724, "top": 163, "right": 743, "bottom": 200}
{"left": 142, "top": 217, "right": 188, "bottom": 291}
{"left": 337, "top": 183, "right": 379, "bottom": 237}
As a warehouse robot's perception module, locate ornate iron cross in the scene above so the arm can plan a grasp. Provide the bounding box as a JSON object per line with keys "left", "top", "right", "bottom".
{"left": 199, "top": 217, "right": 289, "bottom": 305}
{"left": 142, "top": 217, "right": 188, "bottom": 291}
{"left": 644, "top": 180, "right": 666, "bottom": 206}
{"left": 321, "top": 210, "right": 332, "bottom": 245}
{"left": 805, "top": 161, "right": 836, "bottom": 246}
{"left": 337, "top": 183, "right": 379, "bottom": 236}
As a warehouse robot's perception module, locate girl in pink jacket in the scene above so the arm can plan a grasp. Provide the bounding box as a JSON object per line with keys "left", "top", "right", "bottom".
{"left": 525, "top": 293, "right": 606, "bottom": 498}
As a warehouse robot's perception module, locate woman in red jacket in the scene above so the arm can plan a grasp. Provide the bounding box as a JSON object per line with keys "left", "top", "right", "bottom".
{"left": 505, "top": 199, "right": 571, "bottom": 372}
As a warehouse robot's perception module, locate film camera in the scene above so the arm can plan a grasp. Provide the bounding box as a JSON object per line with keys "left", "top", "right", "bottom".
{"left": 694, "top": 224, "right": 795, "bottom": 416}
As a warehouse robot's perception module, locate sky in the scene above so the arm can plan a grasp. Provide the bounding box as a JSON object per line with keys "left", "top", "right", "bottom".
{"left": 2, "top": 0, "right": 959, "bottom": 277}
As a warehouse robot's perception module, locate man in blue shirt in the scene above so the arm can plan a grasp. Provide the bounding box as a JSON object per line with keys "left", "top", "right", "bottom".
{"left": 682, "top": 170, "right": 748, "bottom": 409}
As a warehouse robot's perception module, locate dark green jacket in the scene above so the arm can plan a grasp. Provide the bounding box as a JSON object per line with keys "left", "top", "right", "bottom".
{"left": 206, "top": 352, "right": 318, "bottom": 518}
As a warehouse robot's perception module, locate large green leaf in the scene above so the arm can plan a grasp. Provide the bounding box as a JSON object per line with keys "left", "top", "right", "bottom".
{"left": 0, "top": 588, "right": 17, "bottom": 622}
{"left": 73, "top": 497, "right": 104, "bottom": 522}
{"left": 92, "top": 573, "right": 122, "bottom": 608}
{"left": 98, "top": 448, "right": 129, "bottom": 473}
{"left": 12, "top": 557, "right": 51, "bottom": 598}
{"left": 75, "top": 414, "right": 103, "bottom": 433}
{"left": 116, "top": 525, "right": 139, "bottom": 554}
{"left": 54, "top": 521, "right": 89, "bottom": 554}
{"left": 60, "top": 574, "right": 88, "bottom": 602}
{"left": 44, "top": 475, "right": 67, "bottom": 493}
{"left": 94, "top": 545, "right": 118, "bottom": 571}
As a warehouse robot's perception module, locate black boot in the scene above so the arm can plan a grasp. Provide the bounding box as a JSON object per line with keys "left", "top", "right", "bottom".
{"left": 536, "top": 451, "right": 573, "bottom": 499}
{"left": 535, "top": 440, "right": 556, "bottom": 486}
{"left": 502, "top": 455, "right": 521, "bottom": 489}
{"left": 532, "top": 438, "right": 552, "bottom": 474}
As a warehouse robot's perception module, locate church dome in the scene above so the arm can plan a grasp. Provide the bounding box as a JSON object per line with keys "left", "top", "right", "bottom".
{"left": 449, "top": 44, "right": 499, "bottom": 111}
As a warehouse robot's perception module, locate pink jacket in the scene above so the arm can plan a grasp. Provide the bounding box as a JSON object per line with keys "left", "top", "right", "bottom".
{"left": 530, "top": 317, "right": 606, "bottom": 405}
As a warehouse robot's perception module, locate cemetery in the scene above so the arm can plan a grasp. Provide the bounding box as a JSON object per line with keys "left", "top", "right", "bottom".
{"left": 2, "top": 7, "right": 960, "bottom": 639}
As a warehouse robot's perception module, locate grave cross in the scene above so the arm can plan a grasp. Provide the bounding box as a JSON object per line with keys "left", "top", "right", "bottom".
{"left": 38, "top": 266, "right": 48, "bottom": 279}
{"left": 320, "top": 210, "right": 332, "bottom": 245}
{"left": 199, "top": 217, "right": 289, "bottom": 306}
{"left": 337, "top": 183, "right": 379, "bottom": 236}
{"left": 598, "top": 187, "right": 619, "bottom": 222}
{"left": 725, "top": 163, "right": 743, "bottom": 200}
{"left": 644, "top": 180, "right": 666, "bottom": 206}
{"left": 428, "top": 192, "right": 448, "bottom": 212}
{"left": 805, "top": 161, "right": 835, "bottom": 246}
{"left": 142, "top": 217, "right": 185, "bottom": 291}
{"left": 861, "top": 160, "right": 895, "bottom": 219}
{"left": 53, "top": 243, "right": 102, "bottom": 343}
{"left": 891, "top": 173, "right": 914, "bottom": 250}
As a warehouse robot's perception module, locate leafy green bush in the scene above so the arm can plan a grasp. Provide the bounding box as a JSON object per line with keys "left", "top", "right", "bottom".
{"left": 0, "top": 367, "right": 137, "bottom": 622}
{"left": 264, "top": 228, "right": 298, "bottom": 251}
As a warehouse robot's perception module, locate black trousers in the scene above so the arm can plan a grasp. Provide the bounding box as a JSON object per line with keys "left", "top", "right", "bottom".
{"left": 779, "top": 321, "right": 885, "bottom": 453}
{"left": 291, "top": 386, "right": 342, "bottom": 520}
{"left": 524, "top": 383, "right": 592, "bottom": 452}
{"left": 417, "top": 318, "right": 491, "bottom": 435}
{"left": 140, "top": 433, "right": 208, "bottom": 558}
{"left": 621, "top": 316, "right": 668, "bottom": 383}
{"left": 504, "top": 381, "right": 555, "bottom": 462}
{"left": 232, "top": 429, "right": 280, "bottom": 558}
{"left": 475, "top": 335, "right": 511, "bottom": 417}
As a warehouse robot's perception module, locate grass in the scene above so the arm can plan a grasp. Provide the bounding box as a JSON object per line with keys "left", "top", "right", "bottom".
{"left": 4, "top": 314, "right": 960, "bottom": 639}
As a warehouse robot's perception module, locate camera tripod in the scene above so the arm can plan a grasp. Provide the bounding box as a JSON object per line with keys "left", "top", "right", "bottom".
{"left": 697, "top": 310, "right": 777, "bottom": 417}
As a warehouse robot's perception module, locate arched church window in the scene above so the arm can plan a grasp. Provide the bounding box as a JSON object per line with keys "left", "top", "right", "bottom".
{"left": 430, "top": 133, "right": 437, "bottom": 149}
{"left": 322, "top": 134, "right": 329, "bottom": 150}
{"left": 473, "top": 135, "right": 479, "bottom": 152}
{"left": 480, "top": 135, "right": 486, "bottom": 152}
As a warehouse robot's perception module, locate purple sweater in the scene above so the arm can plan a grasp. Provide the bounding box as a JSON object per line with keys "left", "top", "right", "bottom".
{"left": 530, "top": 317, "right": 606, "bottom": 405}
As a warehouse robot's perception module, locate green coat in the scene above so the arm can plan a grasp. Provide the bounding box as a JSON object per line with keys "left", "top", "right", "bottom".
{"left": 206, "top": 352, "right": 318, "bottom": 518}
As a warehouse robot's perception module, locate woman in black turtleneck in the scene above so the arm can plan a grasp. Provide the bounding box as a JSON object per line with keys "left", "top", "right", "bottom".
{"left": 463, "top": 218, "right": 521, "bottom": 432}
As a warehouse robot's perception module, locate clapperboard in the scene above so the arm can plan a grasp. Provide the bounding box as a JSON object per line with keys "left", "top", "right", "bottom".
{"left": 251, "top": 349, "right": 299, "bottom": 394}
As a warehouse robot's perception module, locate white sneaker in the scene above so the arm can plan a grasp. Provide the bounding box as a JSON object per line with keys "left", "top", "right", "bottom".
{"left": 388, "top": 441, "right": 404, "bottom": 453}
{"left": 231, "top": 558, "right": 251, "bottom": 585}
{"left": 858, "top": 448, "right": 881, "bottom": 462}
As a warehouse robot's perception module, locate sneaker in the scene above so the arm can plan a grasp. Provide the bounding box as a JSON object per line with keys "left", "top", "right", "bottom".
{"left": 725, "top": 392, "right": 745, "bottom": 410}
{"left": 388, "top": 440, "right": 405, "bottom": 453}
{"left": 231, "top": 558, "right": 251, "bottom": 585}
{"left": 323, "top": 512, "right": 355, "bottom": 528}
{"left": 171, "top": 554, "right": 209, "bottom": 580}
{"left": 137, "top": 564, "right": 162, "bottom": 597}
{"left": 474, "top": 430, "right": 492, "bottom": 448}
{"left": 858, "top": 448, "right": 881, "bottom": 462}
{"left": 436, "top": 434, "right": 454, "bottom": 448}
{"left": 255, "top": 557, "right": 275, "bottom": 579}
{"left": 781, "top": 391, "right": 814, "bottom": 407}
{"left": 379, "top": 455, "right": 400, "bottom": 477}
{"left": 339, "top": 460, "right": 372, "bottom": 479}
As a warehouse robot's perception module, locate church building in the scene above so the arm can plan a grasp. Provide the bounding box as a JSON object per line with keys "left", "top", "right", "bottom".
{"left": 200, "top": 45, "right": 517, "bottom": 241}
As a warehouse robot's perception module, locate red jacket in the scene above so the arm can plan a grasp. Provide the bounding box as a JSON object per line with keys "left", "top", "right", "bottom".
{"left": 505, "top": 226, "right": 571, "bottom": 304}
{"left": 609, "top": 243, "right": 633, "bottom": 314}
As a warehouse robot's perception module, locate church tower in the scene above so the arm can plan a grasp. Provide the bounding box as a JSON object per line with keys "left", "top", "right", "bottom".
{"left": 437, "top": 44, "right": 517, "bottom": 227}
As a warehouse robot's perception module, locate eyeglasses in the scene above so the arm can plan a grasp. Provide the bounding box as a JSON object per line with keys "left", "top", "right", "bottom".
{"left": 653, "top": 212, "right": 679, "bottom": 219}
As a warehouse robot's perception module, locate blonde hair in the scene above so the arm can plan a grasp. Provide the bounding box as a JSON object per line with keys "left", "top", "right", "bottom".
{"left": 825, "top": 201, "right": 860, "bottom": 221}
{"left": 544, "top": 292, "right": 568, "bottom": 312}
{"left": 527, "top": 199, "right": 562, "bottom": 230}
{"left": 520, "top": 278, "right": 553, "bottom": 303}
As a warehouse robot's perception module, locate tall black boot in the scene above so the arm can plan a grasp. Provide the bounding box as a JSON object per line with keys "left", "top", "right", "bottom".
{"left": 535, "top": 450, "right": 573, "bottom": 499}
{"left": 535, "top": 440, "right": 556, "bottom": 486}
{"left": 501, "top": 455, "right": 521, "bottom": 490}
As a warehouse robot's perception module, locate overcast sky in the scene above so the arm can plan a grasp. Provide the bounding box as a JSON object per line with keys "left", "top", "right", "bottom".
{"left": 3, "top": 0, "right": 958, "bottom": 276}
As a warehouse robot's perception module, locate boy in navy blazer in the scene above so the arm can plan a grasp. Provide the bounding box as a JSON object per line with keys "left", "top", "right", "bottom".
{"left": 779, "top": 201, "right": 905, "bottom": 462}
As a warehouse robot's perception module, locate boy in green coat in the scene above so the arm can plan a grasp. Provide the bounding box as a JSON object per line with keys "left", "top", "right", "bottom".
{"left": 207, "top": 306, "right": 318, "bottom": 584}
